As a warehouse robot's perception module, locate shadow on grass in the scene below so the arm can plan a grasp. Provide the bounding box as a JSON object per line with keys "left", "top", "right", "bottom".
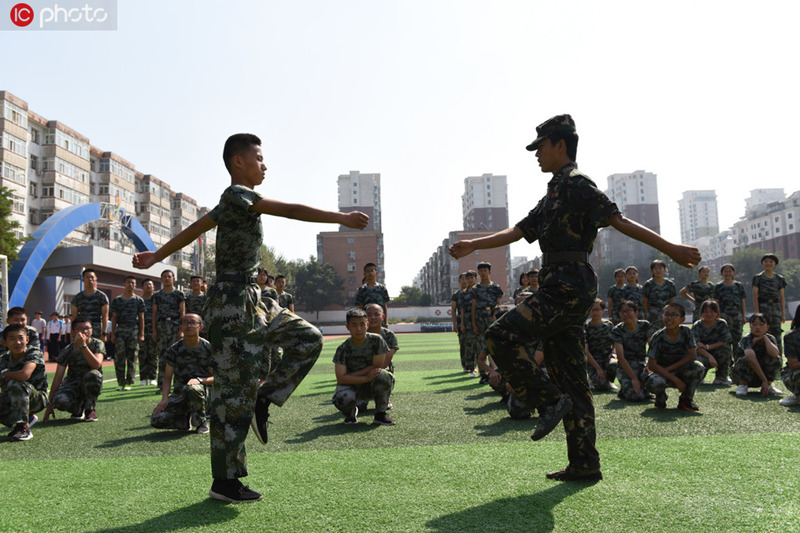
{"left": 95, "top": 428, "right": 198, "bottom": 448}
{"left": 100, "top": 390, "right": 162, "bottom": 403}
{"left": 639, "top": 407, "right": 702, "bottom": 421}
{"left": 473, "top": 416, "right": 536, "bottom": 436}
{"left": 284, "top": 418, "right": 378, "bottom": 444}
{"left": 600, "top": 398, "right": 647, "bottom": 411}
{"left": 463, "top": 399, "right": 507, "bottom": 416}
{"left": 90, "top": 500, "right": 239, "bottom": 533}
{"left": 426, "top": 482, "right": 594, "bottom": 533}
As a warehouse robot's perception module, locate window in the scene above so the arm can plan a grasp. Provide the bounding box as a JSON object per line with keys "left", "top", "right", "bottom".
{"left": 29, "top": 154, "right": 38, "bottom": 170}
{"left": 347, "top": 250, "right": 356, "bottom": 260}
{"left": 11, "top": 192, "right": 25, "bottom": 213}
{"left": 347, "top": 263, "right": 356, "bottom": 272}
{"left": 30, "top": 129, "right": 40, "bottom": 144}
{"left": 347, "top": 237, "right": 355, "bottom": 244}
{"left": 3, "top": 100, "right": 27, "bottom": 128}
{"left": 1, "top": 131, "right": 26, "bottom": 156}
{"left": 1, "top": 162, "right": 26, "bottom": 184}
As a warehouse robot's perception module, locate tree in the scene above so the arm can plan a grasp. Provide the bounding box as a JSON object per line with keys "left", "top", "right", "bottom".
{"left": 780, "top": 259, "right": 800, "bottom": 304}
{"left": 394, "top": 285, "right": 433, "bottom": 306}
{"left": 259, "top": 245, "right": 298, "bottom": 288}
{"left": 0, "top": 186, "right": 26, "bottom": 261}
{"left": 293, "top": 256, "right": 345, "bottom": 320}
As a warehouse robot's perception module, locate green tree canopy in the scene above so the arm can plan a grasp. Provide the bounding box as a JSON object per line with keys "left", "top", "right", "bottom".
{"left": 293, "top": 256, "right": 345, "bottom": 318}
{"left": 394, "top": 285, "right": 432, "bottom": 306}
{"left": 0, "top": 186, "right": 26, "bottom": 261}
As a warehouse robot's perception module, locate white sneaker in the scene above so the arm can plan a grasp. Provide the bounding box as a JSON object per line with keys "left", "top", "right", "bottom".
{"left": 149, "top": 380, "right": 158, "bottom": 386}
{"left": 768, "top": 384, "right": 783, "bottom": 395}
{"left": 609, "top": 382, "right": 619, "bottom": 391}
{"left": 712, "top": 377, "right": 733, "bottom": 385}
{"left": 779, "top": 395, "right": 799, "bottom": 406}
{"left": 736, "top": 384, "right": 748, "bottom": 396}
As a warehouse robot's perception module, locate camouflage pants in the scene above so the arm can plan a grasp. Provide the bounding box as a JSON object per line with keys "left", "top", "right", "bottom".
{"left": 588, "top": 354, "right": 619, "bottom": 388}
{"left": 151, "top": 384, "right": 207, "bottom": 429}
{"left": 616, "top": 360, "right": 651, "bottom": 402}
{"left": 781, "top": 367, "right": 800, "bottom": 395}
{"left": 759, "top": 302, "right": 784, "bottom": 353}
{"left": 507, "top": 392, "right": 532, "bottom": 419}
{"left": 697, "top": 346, "right": 733, "bottom": 381}
{"left": 52, "top": 370, "right": 104, "bottom": 415}
{"left": 644, "top": 361, "right": 706, "bottom": 401}
{"left": 721, "top": 312, "right": 744, "bottom": 353}
{"left": 259, "top": 345, "right": 282, "bottom": 381}
{"left": 457, "top": 331, "right": 468, "bottom": 371}
{"left": 731, "top": 352, "right": 782, "bottom": 386}
{"left": 462, "top": 327, "right": 480, "bottom": 372}
{"left": 138, "top": 330, "right": 158, "bottom": 381}
{"left": 485, "top": 268, "right": 600, "bottom": 473}
{"left": 206, "top": 281, "right": 322, "bottom": 480}
{"left": 114, "top": 328, "right": 139, "bottom": 386}
{"left": 0, "top": 381, "right": 47, "bottom": 426}
{"left": 332, "top": 372, "right": 393, "bottom": 416}
{"left": 476, "top": 310, "right": 495, "bottom": 378}
{"left": 646, "top": 307, "right": 666, "bottom": 332}
{"left": 156, "top": 320, "right": 181, "bottom": 388}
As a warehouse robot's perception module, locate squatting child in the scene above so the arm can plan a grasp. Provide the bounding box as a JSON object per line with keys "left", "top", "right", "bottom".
{"left": 731, "top": 313, "right": 783, "bottom": 397}
{"left": 691, "top": 300, "right": 733, "bottom": 385}
{"left": 0, "top": 324, "right": 48, "bottom": 441}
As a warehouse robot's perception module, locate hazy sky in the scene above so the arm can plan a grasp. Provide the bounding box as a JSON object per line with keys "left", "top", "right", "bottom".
{"left": 4, "top": 1, "right": 799, "bottom": 294}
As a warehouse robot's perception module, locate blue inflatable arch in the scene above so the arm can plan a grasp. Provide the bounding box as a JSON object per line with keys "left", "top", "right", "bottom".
{"left": 8, "top": 203, "right": 155, "bottom": 308}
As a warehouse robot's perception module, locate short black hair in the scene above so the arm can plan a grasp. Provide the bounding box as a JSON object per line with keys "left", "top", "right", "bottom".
{"left": 7, "top": 307, "right": 26, "bottom": 319}
{"left": 650, "top": 259, "right": 666, "bottom": 272}
{"left": 223, "top": 133, "right": 261, "bottom": 173}
{"left": 477, "top": 262, "right": 491, "bottom": 271}
{"left": 749, "top": 313, "right": 769, "bottom": 326}
{"left": 72, "top": 316, "right": 92, "bottom": 328}
{"left": 161, "top": 269, "right": 174, "bottom": 278}
{"left": 345, "top": 308, "right": 367, "bottom": 324}
{"left": 665, "top": 302, "right": 685, "bottom": 318}
{"left": 619, "top": 299, "right": 638, "bottom": 313}
{"left": 700, "top": 300, "right": 719, "bottom": 314}
{"left": 761, "top": 253, "right": 779, "bottom": 265}
{"left": 275, "top": 275, "right": 286, "bottom": 281}
{"left": 547, "top": 131, "right": 579, "bottom": 161}
{"left": 593, "top": 298, "right": 606, "bottom": 310}
{"left": 82, "top": 268, "right": 97, "bottom": 279}
{"left": 141, "top": 278, "right": 154, "bottom": 286}
{"left": 363, "top": 263, "right": 378, "bottom": 272}
{"left": 721, "top": 263, "right": 735, "bottom": 274}
{"left": 2, "top": 323, "right": 27, "bottom": 340}
{"left": 190, "top": 275, "right": 204, "bottom": 281}
{"left": 124, "top": 275, "right": 137, "bottom": 283}
{"left": 614, "top": 268, "right": 625, "bottom": 276}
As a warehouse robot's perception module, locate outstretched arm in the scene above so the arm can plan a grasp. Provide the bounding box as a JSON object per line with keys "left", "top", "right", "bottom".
{"left": 449, "top": 227, "right": 524, "bottom": 258}
{"left": 608, "top": 214, "right": 701, "bottom": 268}
{"left": 252, "top": 198, "right": 368, "bottom": 229}
{"left": 133, "top": 215, "right": 217, "bottom": 270}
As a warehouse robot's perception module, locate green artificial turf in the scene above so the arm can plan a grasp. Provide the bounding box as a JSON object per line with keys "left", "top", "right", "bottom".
{"left": 2, "top": 332, "right": 799, "bottom": 532}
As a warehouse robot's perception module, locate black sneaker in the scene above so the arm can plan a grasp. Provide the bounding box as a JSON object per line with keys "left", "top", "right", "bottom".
{"left": 250, "top": 395, "right": 270, "bottom": 444}
{"left": 196, "top": 419, "right": 210, "bottom": 434}
{"left": 531, "top": 395, "right": 572, "bottom": 441}
{"left": 678, "top": 397, "right": 699, "bottom": 412}
{"left": 209, "top": 479, "right": 262, "bottom": 503}
{"left": 654, "top": 394, "right": 668, "bottom": 410}
{"left": 546, "top": 467, "right": 603, "bottom": 482}
{"left": 372, "top": 412, "right": 396, "bottom": 426}
{"left": 10, "top": 423, "right": 32, "bottom": 441}
{"left": 344, "top": 406, "right": 359, "bottom": 425}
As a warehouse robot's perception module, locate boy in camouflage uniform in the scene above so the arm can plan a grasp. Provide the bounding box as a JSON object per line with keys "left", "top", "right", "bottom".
{"left": 151, "top": 314, "right": 213, "bottom": 434}
{"left": 0, "top": 324, "right": 48, "bottom": 441}
{"left": 458, "top": 270, "right": 480, "bottom": 375}
{"left": 449, "top": 114, "right": 700, "bottom": 481}
{"left": 584, "top": 299, "right": 618, "bottom": 392}
{"left": 153, "top": 270, "right": 185, "bottom": 389}
{"left": 332, "top": 309, "right": 394, "bottom": 426}
{"left": 606, "top": 269, "right": 626, "bottom": 324}
{"left": 472, "top": 262, "right": 504, "bottom": 384}
{"left": 185, "top": 275, "right": 208, "bottom": 329}
{"left": 691, "top": 299, "right": 733, "bottom": 384}
{"left": 752, "top": 254, "right": 787, "bottom": 353}
{"left": 680, "top": 265, "right": 714, "bottom": 320}
{"left": 451, "top": 273, "right": 468, "bottom": 371}
{"left": 611, "top": 301, "right": 652, "bottom": 402}
{"left": 133, "top": 133, "right": 368, "bottom": 503}
{"left": 256, "top": 268, "right": 281, "bottom": 381}
{"left": 779, "top": 308, "right": 800, "bottom": 406}
{"left": 274, "top": 275, "right": 294, "bottom": 312}
{"left": 732, "top": 313, "right": 783, "bottom": 397}
{"left": 642, "top": 259, "right": 677, "bottom": 332}
{"left": 138, "top": 279, "right": 158, "bottom": 385}
{"left": 622, "top": 267, "right": 645, "bottom": 320}
{"left": 2, "top": 307, "right": 41, "bottom": 353}
{"left": 70, "top": 268, "right": 109, "bottom": 343}
{"left": 44, "top": 317, "right": 105, "bottom": 422}
{"left": 714, "top": 264, "right": 747, "bottom": 353}
{"left": 644, "top": 303, "right": 705, "bottom": 411}
{"left": 365, "top": 303, "right": 399, "bottom": 410}
{"left": 355, "top": 263, "right": 390, "bottom": 324}
{"left": 109, "top": 276, "right": 145, "bottom": 390}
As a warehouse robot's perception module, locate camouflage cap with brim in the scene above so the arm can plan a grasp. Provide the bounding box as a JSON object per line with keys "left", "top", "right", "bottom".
{"left": 525, "top": 114, "right": 576, "bottom": 151}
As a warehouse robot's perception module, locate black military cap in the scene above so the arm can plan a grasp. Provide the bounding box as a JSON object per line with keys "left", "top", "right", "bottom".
{"left": 525, "top": 114, "right": 576, "bottom": 151}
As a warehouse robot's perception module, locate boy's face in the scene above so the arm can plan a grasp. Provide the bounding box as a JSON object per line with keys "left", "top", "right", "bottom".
{"left": 161, "top": 272, "right": 174, "bottom": 287}
{"left": 535, "top": 138, "right": 561, "bottom": 173}
{"left": 467, "top": 274, "right": 477, "bottom": 285}
{"left": 142, "top": 281, "right": 154, "bottom": 294}
{"left": 83, "top": 272, "right": 98, "bottom": 291}
{"left": 366, "top": 306, "right": 383, "bottom": 329}
{"left": 625, "top": 270, "right": 638, "bottom": 283}
{"left": 364, "top": 267, "right": 378, "bottom": 282}
{"left": 191, "top": 278, "right": 202, "bottom": 291}
{"left": 620, "top": 305, "right": 637, "bottom": 325}
{"left": 257, "top": 271, "right": 268, "bottom": 286}
{"left": 477, "top": 267, "right": 490, "bottom": 281}
{"left": 614, "top": 272, "right": 625, "bottom": 284}
{"left": 2, "top": 329, "right": 28, "bottom": 356}
{"left": 762, "top": 258, "right": 776, "bottom": 271}
{"left": 124, "top": 278, "right": 137, "bottom": 293}
{"left": 275, "top": 278, "right": 286, "bottom": 292}
{"left": 233, "top": 145, "right": 267, "bottom": 188}
{"left": 346, "top": 316, "right": 368, "bottom": 341}
{"left": 590, "top": 302, "right": 603, "bottom": 320}
{"left": 8, "top": 314, "right": 27, "bottom": 326}
{"left": 662, "top": 307, "right": 683, "bottom": 329}
{"left": 722, "top": 267, "right": 734, "bottom": 280}
{"left": 180, "top": 315, "right": 203, "bottom": 338}
{"left": 651, "top": 264, "right": 665, "bottom": 277}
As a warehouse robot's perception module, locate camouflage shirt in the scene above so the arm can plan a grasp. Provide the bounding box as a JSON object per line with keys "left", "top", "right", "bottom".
{"left": 684, "top": 280, "right": 715, "bottom": 312}
{"left": 72, "top": 290, "right": 109, "bottom": 327}
{"left": 277, "top": 292, "right": 294, "bottom": 309}
{"left": 0, "top": 346, "right": 48, "bottom": 393}
{"left": 110, "top": 294, "right": 145, "bottom": 329}
{"left": 163, "top": 338, "right": 213, "bottom": 393}
{"left": 607, "top": 285, "right": 627, "bottom": 315}
{"left": 355, "top": 284, "right": 390, "bottom": 308}
{"left": 584, "top": 319, "right": 615, "bottom": 359}
{"left": 208, "top": 184, "right": 263, "bottom": 275}
{"left": 451, "top": 290, "right": 462, "bottom": 320}
{"left": 58, "top": 338, "right": 106, "bottom": 384}
{"left": 153, "top": 289, "right": 185, "bottom": 320}
{"left": 142, "top": 295, "right": 154, "bottom": 326}
{"left": 457, "top": 289, "right": 475, "bottom": 322}
{"left": 647, "top": 325, "right": 696, "bottom": 367}
{"left": 622, "top": 284, "right": 644, "bottom": 314}
{"left": 184, "top": 293, "right": 207, "bottom": 317}
{"left": 377, "top": 327, "right": 399, "bottom": 352}
{"left": 713, "top": 281, "right": 746, "bottom": 316}
{"left": 610, "top": 320, "right": 652, "bottom": 363}
{"left": 752, "top": 272, "right": 787, "bottom": 304}
{"left": 260, "top": 287, "right": 279, "bottom": 306}
{"left": 735, "top": 333, "right": 781, "bottom": 359}
{"left": 332, "top": 333, "right": 389, "bottom": 374}
{"left": 473, "top": 282, "right": 504, "bottom": 309}
{"left": 783, "top": 329, "right": 800, "bottom": 363}
{"left": 515, "top": 162, "right": 619, "bottom": 253}
{"left": 642, "top": 278, "right": 677, "bottom": 310}
{"left": 691, "top": 318, "right": 732, "bottom": 346}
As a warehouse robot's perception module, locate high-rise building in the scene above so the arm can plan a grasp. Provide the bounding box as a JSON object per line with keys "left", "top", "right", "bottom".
{"left": 745, "top": 188, "right": 785, "bottom": 213}
{"left": 731, "top": 190, "right": 800, "bottom": 260}
{"left": 317, "top": 171, "right": 385, "bottom": 304}
{"left": 462, "top": 173, "right": 508, "bottom": 231}
{"left": 678, "top": 190, "right": 719, "bottom": 244}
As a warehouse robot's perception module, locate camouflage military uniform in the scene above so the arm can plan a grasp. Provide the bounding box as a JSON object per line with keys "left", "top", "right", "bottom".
{"left": 52, "top": 338, "right": 105, "bottom": 416}
{"left": 473, "top": 282, "right": 503, "bottom": 379}
{"left": 714, "top": 281, "right": 746, "bottom": 351}
{"left": 458, "top": 289, "right": 479, "bottom": 372}
{"left": 684, "top": 280, "right": 715, "bottom": 319}
{"left": 185, "top": 293, "right": 208, "bottom": 318}
{"left": 139, "top": 293, "right": 158, "bottom": 381}
{"left": 731, "top": 333, "right": 782, "bottom": 386}
{"left": 484, "top": 161, "right": 619, "bottom": 474}
{"left": 506, "top": 392, "right": 532, "bottom": 419}
{"left": 151, "top": 338, "right": 213, "bottom": 430}
{"left": 332, "top": 333, "right": 393, "bottom": 416}
{"left": 153, "top": 289, "right": 185, "bottom": 388}
{"left": 259, "top": 286, "right": 281, "bottom": 381}
{"left": 584, "top": 319, "right": 618, "bottom": 388}
{"left": 110, "top": 294, "right": 145, "bottom": 387}
{"left": 753, "top": 272, "right": 787, "bottom": 352}
{"left": 691, "top": 318, "right": 733, "bottom": 381}
{"left": 206, "top": 185, "right": 322, "bottom": 480}
{"left": 622, "top": 284, "right": 645, "bottom": 320}
{"left": 610, "top": 320, "right": 652, "bottom": 401}
{"left": 277, "top": 291, "right": 294, "bottom": 310}
{"left": 606, "top": 284, "right": 626, "bottom": 324}
{"left": 452, "top": 289, "right": 467, "bottom": 370}
{"left": 378, "top": 326, "right": 399, "bottom": 391}
{"left": 0, "top": 347, "right": 48, "bottom": 427}
{"left": 644, "top": 325, "right": 705, "bottom": 402}
{"left": 354, "top": 283, "right": 390, "bottom": 309}
{"left": 780, "top": 329, "right": 800, "bottom": 396}
{"left": 642, "top": 278, "right": 677, "bottom": 331}
{"left": 0, "top": 325, "right": 39, "bottom": 359}
{"left": 72, "top": 290, "right": 109, "bottom": 339}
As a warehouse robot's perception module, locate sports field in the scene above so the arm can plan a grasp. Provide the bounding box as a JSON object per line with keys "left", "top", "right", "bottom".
{"left": 2, "top": 331, "right": 799, "bottom": 532}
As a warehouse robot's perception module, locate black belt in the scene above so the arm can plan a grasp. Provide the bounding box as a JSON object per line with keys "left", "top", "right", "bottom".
{"left": 217, "top": 273, "right": 258, "bottom": 284}
{"left": 761, "top": 299, "right": 779, "bottom": 305}
{"left": 542, "top": 251, "right": 589, "bottom": 266}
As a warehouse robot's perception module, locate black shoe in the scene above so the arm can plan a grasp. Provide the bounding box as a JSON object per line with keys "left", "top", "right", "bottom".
{"left": 478, "top": 376, "right": 490, "bottom": 385}
{"left": 209, "top": 479, "right": 262, "bottom": 503}
{"left": 250, "top": 395, "right": 270, "bottom": 444}
{"left": 372, "top": 412, "right": 396, "bottom": 426}
{"left": 546, "top": 467, "right": 603, "bottom": 482}
{"left": 531, "top": 396, "right": 572, "bottom": 441}
{"left": 196, "top": 419, "right": 210, "bottom": 434}
{"left": 678, "top": 397, "right": 699, "bottom": 412}
{"left": 654, "top": 394, "right": 668, "bottom": 410}
{"left": 344, "top": 406, "right": 359, "bottom": 425}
